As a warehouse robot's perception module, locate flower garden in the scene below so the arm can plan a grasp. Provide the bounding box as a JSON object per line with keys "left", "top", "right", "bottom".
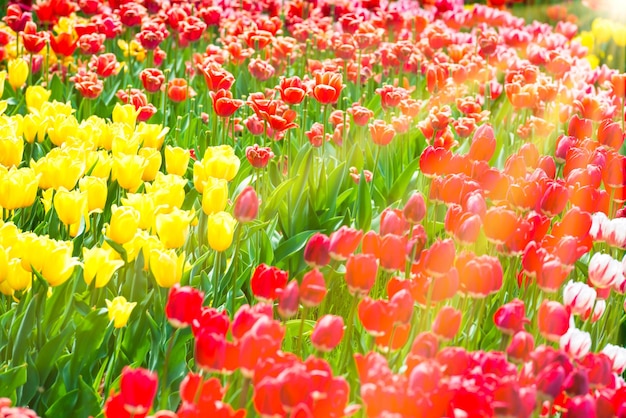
{"left": 2, "top": 0, "right": 626, "bottom": 416}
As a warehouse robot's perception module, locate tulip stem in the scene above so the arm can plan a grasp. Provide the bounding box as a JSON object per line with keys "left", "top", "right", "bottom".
{"left": 159, "top": 328, "right": 178, "bottom": 410}
{"left": 213, "top": 251, "right": 222, "bottom": 307}
{"left": 103, "top": 327, "right": 125, "bottom": 398}
{"left": 238, "top": 377, "right": 250, "bottom": 409}
{"left": 229, "top": 224, "right": 243, "bottom": 315}
{"left": 339, "top": 294, "right": 359, "bottom": 374}
{"left": 296, "top": 306, "right": 309, "bottom": 358}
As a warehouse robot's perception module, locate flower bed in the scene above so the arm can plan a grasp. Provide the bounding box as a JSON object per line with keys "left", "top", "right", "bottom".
{"left": 1, "top": 0, "right": 626, "bottom": 417}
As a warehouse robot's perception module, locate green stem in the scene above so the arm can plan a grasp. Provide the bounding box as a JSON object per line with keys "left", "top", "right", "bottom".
{"left": 296, "top": 307, "right": 309, "bottom": 358}
{"left": 159, "top": 328, "right": 178, "bottom": 410}
{"left": 213, "top": 251, "right": 222, "bottom": 307}
{"left": 338, "top": 294, "right": 359, "bottom": 374}
{"left": 229, "top": 225, "right": 244, "bottom": 315}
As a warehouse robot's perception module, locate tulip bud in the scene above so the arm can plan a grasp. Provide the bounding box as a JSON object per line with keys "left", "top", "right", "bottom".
{"left": 7, "top": 59, "right": 28, "bottom": 91}
{"left": 195, "top": 329, "right": 226, "bottom": 372}
{"left": 303, "top": 232, "right": 331, "bottom": 268}
{"left": 329, "top": 226, "right": 363, "bottom": 261}
{"left": 403, "top": 192, "right": 426, "bottom": 224}
{"left": 277, "top": 280, "right": 299, "bottom": 319}
{"left": 165, "top": 284, "right": 204, "bottom": 329}
{"left": 506, "top": 331, "right": 534, "bottom": 363}
{"left": 107, "top": 205, "right": 140, "bottom": 245}
{"left": 150, "top": 248, "right": 186, "bottom": 288}
{"left": 538, "top": 300, "right": 570, "bottom": 342}
{"left": 250, "top": 264, "right": 288, "bottom": 302}
{"left": 299, "top": 269, "right": 327, "bottom": 308}
{"left": 120, "top": 367, "right": 158, "bottom": 415}
{"left": 560, "top": 328, "right": 592, "bottom": 359}
{"left": 106, "top": 296, "right": 137, "bottom": 328}
{"left": 344, "top": 253, "right": 378, "bottom": 296}
{"left": 311, "top": 315, "right": 344, "bottom": 352}
{"left": 201, "top": 177, "right": 228, "bottom": 215}
{"left": 165, "top": 145, "right": 190, "bottom": 176}
{"left": 233, "top": 186, "right": 258, "bottom": 223}
{"left": 207, "top": 212, "right": 237, "bottom": 251}
{"left": 431, "top": 306, "right": 461, "bottom": 341}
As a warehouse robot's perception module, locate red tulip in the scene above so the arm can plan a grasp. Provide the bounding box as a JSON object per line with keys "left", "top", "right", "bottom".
{"left": 120, "top": 367, "right": 158, "bottom": 415}
{"left": 303, "top": 233, "right": 331, "bottom": 268}
{"left": 234, "top": 186, "right": 258, "bottom": 223}
{"left": 200, "top": 62, "right": 235, "bottom": 92}
{"left": 140, "top": 68, "right": 165, "bottom": 93}
{"left": 358, "top": 297, "right": 393, "bottom": 337}
{"left": 379, "top": 234, "right": 407, "bottom": 272}
{"left": 469, "top": 124, "right": 496, "bottom": 161}
{"left": 389, "top": 288, "right": 413, "bottom": 325}
{"left": 369, "top": 119, "right": 396, "bottom": 146}
{"left": 483, "top": 207, "right": 519, "bottom": 245}
{"left": 299, "top": 269, "right": 327, "bottom": 308}
{"left": 3, "top": 5, "right": 31, "bottom": 33}
{"left": 312, "top": 71, "right": 343, "bottom": 105}
{"left": 344, "top": 254, "right": 378, "bottom": 296}
{"left": 211, "top": 89, "right": 244, "bottom": 118}
{"left": 22, "top": 22, "right": 47, "bottom": 54}
{"left": 432, "top": 306, "right": 461, "bottom": 341}
{"left": 251, "top": 264, "right": 288, "bottom": 302}
{"left": 277, "top": 76, "right": 307, "bottom": 105}
{"left": 165, "top": 284, "right": 204, "bottom": 329}
{"left": 380, "top": 208, "right": 408, "bottom": 236}
{"left": 598, "top": 119, "right": 624, "bottom": 150}
{"left": 537, "top": 300, "right": 570, "bottom": 342}
{"left": 195, "top": 330, "right": 226, "bottom": 372}
{"left": 167, "top": 78, "right": 191, "bottom": 103}
{"left": 311, "top": 315, "right": 344, "bottom": 352}
{"left": 230, "top": 303, "right": 273, "bottom": 341}
{"left": 246, "top": 144, "right": 274, "bottom": 169}
{"left": 277, "top": 281, "right": 299, "bottom": 319}
{"left": 493, "top": 299, "right": 528, "bottom": 334}
{"left": 50, "top": 32, "right": 77, "bottom": 57}
{"left": 506, "top": 331, "right": 534, "bottom": 363}
{"left": 420, "top": 239, "right": 456, "bottom": 277}
{"left": 568, "top": 114, "right": 593, "bottom": 140}
{"left": 191, "top": 307, "right": 229, "bottom": 338}
{"left": 329, "top": 226, "right": 363, "bottom": 261}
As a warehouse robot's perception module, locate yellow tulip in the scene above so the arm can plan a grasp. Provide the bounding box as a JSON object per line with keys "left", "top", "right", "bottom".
{"left": 165, "top": 146, "right": 190, "bottom": 176}
{"left": 0, "top": 281, "right": 13, "bottom": 295}
{"left": 7, "top": 258, "right": 32, "bottom": 291}
{"left": 31, "top": 152, "right": 85, "bottom": 190}
{"left": 106, "top": 296, "right": 136, "bottom": 328}
{"left": 87, "top": 150, "right": 113, "bottom": 180}
{"left": 112, "top": 103, "right": 139, "bottom": 129}
{"left": 207, "top": 211, "right": 237, "bottom": 252}
{"left": 149, "top": 248, "right": 185, "bottom": 288}
{"left": 0, "top": 134, "right": 24, "bottom": 168}
{"left": 47, "top": 115, "right": 80, "bottom": 147}
{"left": 41, "top": 188, "right": 54, "bottom": 213}
{"left": 193, "top": 161, "right": 208, "bottom": 193}
{"left": 18, "top": 233, "right": 49, "bottom": 273}
{"left": 69, "top": 215, "right": 90, "bottom": 238}
{"left": 202, "top": 177, "right": 228, "bottom": 215}
{"left": 107, "top": 205, "right": 140, "bottom": 245}
{"left": 0, "top": 221, "right": 20, "bottom": 249}
{"left": 0, "top": 167, "right": 40, "bottom": 210}
{"left": 111, "top": 126, "right": 141, "bottom": 155}
{"left": 7, "top": 59, "right": 28, "bottom": 91}
{"left": 137, "top": 147, "right": 162, "bottom": 182}
{"left": 592, "top": 18, "right": 613, "bottom": 44}
{"left": 117, "top": 39, "right": 146, "bottom": 62}
{"left": 135, "top": 123, "right": 169, "bottom": 150}
{"left": 0, "top": 71, "right": 6, "bottom": 98}
{"left": 25, "top": 86, "right": 51, "bottom": 113}
{"left": 83, "top": 247, "right": 125, "bottom": 288}
{"left": 111, "top": 153, "right": 147, "bottom": 192}
{"left": 41, "top": 240, "right": 81, "bottom": 287}
{"left": 40, "top": 101, "right": 74, "bottom": 119}
{"left": 155, "top": 207, "right": 194, "bottom": 249}
{"left": 145, "top": 172, "right": 186, "bottom": 211}
{"left": 79, "top": 176, "right": 108, "bottom": 214}
{"left": 613, "top": 25, "right": 626, "bottom": 47}
{"left": 200, "top": 145, "right": 240, "bottom": 182}
{"left": 126, "top": 230, "right": 162, "bottom": 270}
{"left": 54, "top": 187, "right": 88, "bottom": 226}
{"left": 23, "top": 113, "right": 48, "bottom": 144}
{"left": 121, "top": 193, "right": 156, "bottom": 230}
{"left": 0, "top": 245, "right": 7, "bottom": 283}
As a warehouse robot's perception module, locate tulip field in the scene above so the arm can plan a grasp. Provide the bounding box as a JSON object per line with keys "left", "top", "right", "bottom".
{"left": 3, "top": 0, "right": 626, "bottom": 416}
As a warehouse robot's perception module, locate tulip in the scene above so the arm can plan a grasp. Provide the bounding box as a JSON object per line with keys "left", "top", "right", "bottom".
{"left": 277, "top": 281, "right": 299, "bottom": 319}
{"left": 7, "top": 59, "right": 28, "bottom": 91}
{"left": 119, "top": 367, "right": 158, "bottom": 415}
{"left": 165, "top": 145, "right": 190, "bottom": 176}
{"left": 165, "top": 285, "right": 204, "bottom": 329}
{"left": 560, "top": 328, "right": 592, "bottom": 359}
{"left": 344, "top": 254, "right": 378, "bottom": 296}
{"left": 506, "top": 331, "right": 534, "bottom": 363}
{"left": 138, "top": 147, "right": 162, "bottom": 182}
{"left": 0, "top": 167, "right": 39, "bottom": 210}
{"left": 195, "top": 329, "right": 227, "bottom": 372}
{"left": 329, "top": 226, "right": 363, "bottom": 261}
{"left": 83, "top": 247, "right": 124, "bottom": 288}
{"left": 207, "top": 211, "right": 236, "bottom": 252}
{"left": 246, "top": 144, "right": 274, "bottom": 169}
{"left": 601, "top": 344, "right": 626, "bottom": 374}
{"left": 563, "top": 280, "right": 597, "bottom": 317}
{"left": 195, "top": 145, "right": 240, "bottom": 185}
{"left": 303, "top": 233, "right": 331, "bottom": 268}
{"left": 250, "top": 264, "right": 288, "bottom": 302}
{"left": 233, "top": 186, "right": 258, "bottom": 223}
{"left": 107, "top": 205, "right": 140, "bottom": 245}
{"left": 78, "top": 176, "right": 108, "bottom": 214}
{"left": 431, "top": 306, "right": 461, "bottom": 341}
{"left": 201, "top": 177, "right": 228, "bottom": 215}
{"left": 403, "top": 192, "right": 426, "bottom": 224}
{"left": 150, "top": 248, "right": 185, "bottom": 288}
{"left": 493, "top": 299, "right": 528, "bottom": 334}
{"left": 358, "top": 297, "right": 393, "bottom": 337}
{"left": 299, "top": 269, "right": 327, "bottom": 308}
{"left": 369, "top": 119, "right": 396, "bottom": 146}
{"left": 537, "top": 300, "right": 570, "bottom": 342}
{"left": 25, "top": 85, "right": 51, "bottom": 112}
{"left": 112, "top": 103, "right": 139, "bottom": 129}
{"left": 565, "top": 395, "right": 597, "bottom": 418}
{"left": 211, "top": 89, "right": 244, "bottom": 118}
{"left": 312, "top": 71, "right": 343, "bottom": 105}
{"left": 311, "top": 315, "right": 344, "bottom": 352}
{"left": 588, "top": 253, "right": 623, "bottom": 289}
{"left": 53, "top": 187, "right": 88, "bottom": 227}
{"left": 536, "top": 363, "right": 565, "bottom": 401}
{"left": 112, "top": 153, "right": 148, "bottom": 192}
{"left": 155, "top": 208, "right": 195, "bottom": 249}
{"left": 106, "top": 296, "right": 137, "bottom": 328}
{"left": 41, "top": 241, "right": 81, "bottom": 287}
{"left": 379, "top": 234, "right": 407, "bottom": 272}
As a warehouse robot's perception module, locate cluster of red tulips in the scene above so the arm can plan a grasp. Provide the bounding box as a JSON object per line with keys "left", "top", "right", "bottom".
{"left": 3, "top": 0, "right": 626, "bottom": 416}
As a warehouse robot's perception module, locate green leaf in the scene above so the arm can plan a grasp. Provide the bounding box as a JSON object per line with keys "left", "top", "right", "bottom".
{"left": 261, "top": 177, "right": 296, "bottom": 220}
{"left": 274, "top": 230, "right": 316, "bottom": 268}
{"left": 103, "top": 235, "right": 128, "bottom": 263}
{"left": 11, "top": 288, "right": 44, "bottom": 366}
{"left": 45, "top": 389, "right": 79, "bottom": 417}
{"left": 35, "top": 322, "right": 75, "bottom": 385}
{"left": 0, "top": 364, "right": 27, "bottom": 400}
{"left": 355, "top": 173, "right": 372, "bottom": 231}
{"left": 388, "top": 157, "right": 420, "bottom": 204}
